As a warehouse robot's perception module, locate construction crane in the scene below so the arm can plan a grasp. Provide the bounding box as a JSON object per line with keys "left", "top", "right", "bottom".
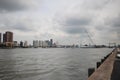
{"left": 84, "top": 28, "right": 96, "bottom": 46}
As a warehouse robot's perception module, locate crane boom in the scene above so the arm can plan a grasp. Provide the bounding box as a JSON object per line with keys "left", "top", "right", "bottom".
{"left": 84, "top": 28, "right": 95, "bottom": 45}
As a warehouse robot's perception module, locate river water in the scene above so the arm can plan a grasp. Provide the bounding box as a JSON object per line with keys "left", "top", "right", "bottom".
{"left": 0, "top": 48, "right": 112, "bottom": 80}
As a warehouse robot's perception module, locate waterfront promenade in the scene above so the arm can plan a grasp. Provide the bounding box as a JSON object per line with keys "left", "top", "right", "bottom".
{"left": 111, "top": 48, "right": 120, "bottom": 80}
{"left": 88, "top": 48, "right": 119, "bottom": 80}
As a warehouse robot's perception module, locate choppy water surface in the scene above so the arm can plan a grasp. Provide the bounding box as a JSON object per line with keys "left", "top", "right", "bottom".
{"left": 0, "top": 48, "right": 112, "bottom": 80}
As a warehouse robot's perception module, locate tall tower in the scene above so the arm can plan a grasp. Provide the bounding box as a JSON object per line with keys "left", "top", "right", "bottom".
{"left": 3, "top": 31, "right": 13, "bottom": 47}
{"left": 0, "top": 33, "right": 1, "bottom": 43}
{"left": 3, "top": 33, "right": 6, "bottom": 43}
{"left": 50, "top": 39, "right": 53, "bottom": 47}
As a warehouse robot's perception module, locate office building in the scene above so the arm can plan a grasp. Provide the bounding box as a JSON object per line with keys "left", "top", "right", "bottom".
{"left": 50, "top": 39, "right": 53, "bottom": 47}
{"left": 39, "top": 40, "right": 43, "bottom": 47}
{"left": 42, "top": 40, "right": 50, "bottom": 47}
{"left": 3, "top": 33, "right": 6, "bottom": 43}
{"left": 20, "top": 41, "right": 23, "bottom": 47}
{"left": 13, "top": 41, "right": 18, "bottom": 47}
{"left": 33, "top": 40, "right": 39, "bottom": 48}
{"left": 24, "top": 41, "right": 28, "bottom": 47}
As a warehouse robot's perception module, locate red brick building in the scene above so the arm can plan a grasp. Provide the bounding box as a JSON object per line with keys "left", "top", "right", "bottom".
{"left": 3, "top": 31, "right": 13, "bottom": 47}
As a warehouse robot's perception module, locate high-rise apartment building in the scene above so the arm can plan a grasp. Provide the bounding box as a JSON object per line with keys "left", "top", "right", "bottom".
{"left": 3, "top": 31, "right": 13, "bottom": 42}
{"left": 3, "top": 31, "right": 13, "bottom": 47}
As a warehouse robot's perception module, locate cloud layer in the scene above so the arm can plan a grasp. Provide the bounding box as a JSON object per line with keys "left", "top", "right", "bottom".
{"left": 0, "top": 0, "right": 120, "bottom": 45}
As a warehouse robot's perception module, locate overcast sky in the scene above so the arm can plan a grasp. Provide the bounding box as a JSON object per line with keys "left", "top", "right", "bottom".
{"left": 0, "top": 0, "right": 120, "bottom": 45}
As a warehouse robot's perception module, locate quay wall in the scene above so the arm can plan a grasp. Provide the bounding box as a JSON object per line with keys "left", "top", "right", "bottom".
{"left": 88, "top": 48, "right": 117, "bottom": 80}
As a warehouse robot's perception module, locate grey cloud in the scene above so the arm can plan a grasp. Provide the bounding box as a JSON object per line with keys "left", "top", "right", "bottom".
{"left": 66, "top": 17, "right": 91, "bottom": 26}
{"left": 0, "top": 21, "right": 35, "bottom": 32}
{"left": 34, "top": 32, "right": 55, "bottom": 40}
{"left": 59, "top": 17, "right": 92, "bottom": 34}
{"left": 83, "top": 0, "right": 112, "bottom": 10}
{"left": 0, "top": 12, "right": 36, "bottom": 32}
{"left": 0, "top": 0, "right": 40, "bottom": 12}
{"left": 110, "top": 16, "right": 120, "bottom": 27}
{"left": 0, "top": 25, "right": 33, "bottom": 32}
{"left": 98, "top": 15, "right": 120, "bottom": 41}
{"left": 0, "top": 0, "right": 27, "bottom": 11}
{"left": 105, "top": 15, "right": 120, "bottom": 31}
{"left": 63, "top": 26, "right": 86, "bottom": 34}
{"left": 13, "top": 23, "right": 34, "bottom": 31}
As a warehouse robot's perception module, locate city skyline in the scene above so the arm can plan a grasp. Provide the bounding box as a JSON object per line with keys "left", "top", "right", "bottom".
{"left": 1, "top": 31, "right": 116, "bottom": 48}
{"left": 0, "top": 0, "right": 120, "bottom": 45}
{"left": 0, "top": 31, "right": 58, "bottom": 48}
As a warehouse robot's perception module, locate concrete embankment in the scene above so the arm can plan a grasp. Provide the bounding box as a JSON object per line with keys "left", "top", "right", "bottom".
{"left": 111, "top": 48, "right": 120, "bottom": 80}
{"left": 88, "top": 48, "right": 117, "bottom": 80}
